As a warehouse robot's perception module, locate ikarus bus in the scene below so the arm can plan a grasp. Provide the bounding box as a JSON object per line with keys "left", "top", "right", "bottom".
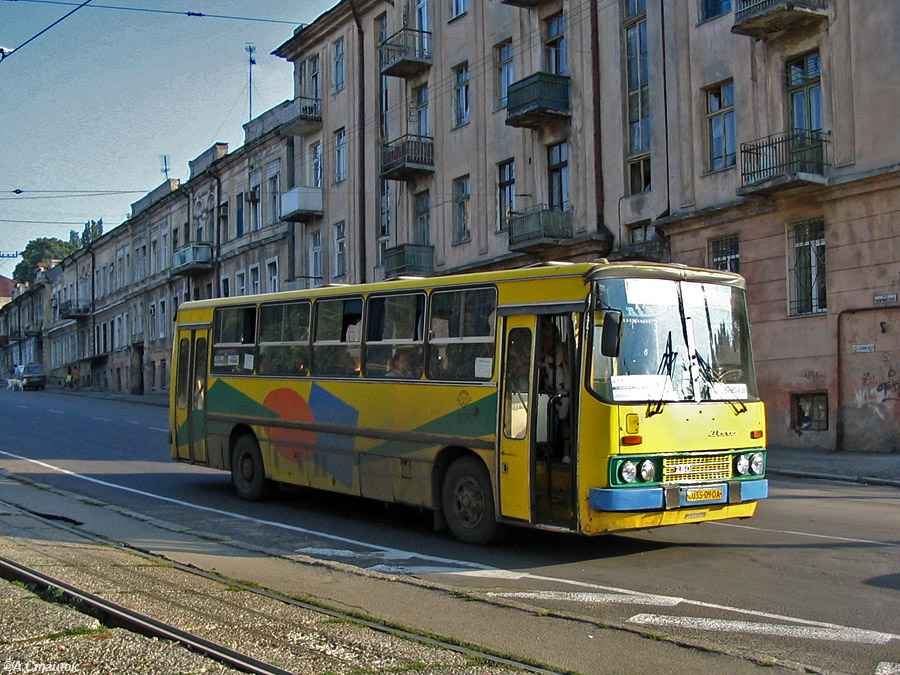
{"left": 171, "top": 261, "right": 767, "bottom": 544}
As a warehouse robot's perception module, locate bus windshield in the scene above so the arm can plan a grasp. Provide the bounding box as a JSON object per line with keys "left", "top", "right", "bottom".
{"left": 590, "top": 277, "right": 758, "bottom": 405}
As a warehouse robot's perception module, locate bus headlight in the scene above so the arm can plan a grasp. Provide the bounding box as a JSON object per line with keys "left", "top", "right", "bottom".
{"left": 620, "top": 461, "right": 637, "bottom": 484}
{"left": 735, "top": 454, "right": 750, "bottom": 476}
{"left": 750, "top": 453, "right": 764, "bottom": 475}
{"left": 639, "top": 459, "right": 656, "bottom": 482}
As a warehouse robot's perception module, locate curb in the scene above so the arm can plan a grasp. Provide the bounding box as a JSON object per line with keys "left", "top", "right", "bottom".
{"left": 767, "top": 467, "right": 900, "bottom": 489}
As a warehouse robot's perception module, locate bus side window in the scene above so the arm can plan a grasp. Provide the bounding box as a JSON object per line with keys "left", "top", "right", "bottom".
{"left": 257, "top": 301, "right": 311, "bottom": 376}
{"left": 364, "top": 294, "right": 425, "bottom": 379}
{"left": 426, "top": 288, "right": 497, "bottom": 381}
{"left": 211, "top": 306, "right": 257, "bottom": 374}
{"left": 313, "top": 297, "right": 362, "bottom": 377}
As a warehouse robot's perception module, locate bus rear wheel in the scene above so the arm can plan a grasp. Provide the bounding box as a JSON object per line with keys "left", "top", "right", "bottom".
{"left": 442, "top": 456, "right": 500, "bottom": 545}
{"left": 231, "top": 434, "right": 274, "bottom": 501}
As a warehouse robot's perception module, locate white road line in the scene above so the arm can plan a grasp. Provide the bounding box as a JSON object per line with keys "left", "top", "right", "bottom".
{"left": 0, "top": 450, "right": 493, "bottom": 573}
{"left": 487, "top": 590, "right": 681, "bottom": 606}
{"left": 149, "top": 427, "right": 169, "bottom": 432}
{"left": 48, "top": 410, "right": 66, "bottom": 414}
{"left": 628, "top": 614, "right": 896, "bottom": 645}
{"left": 713, "top": 521, "right": 900, "bottom": 548}
{"left": 94, "top": 417, "right": 113, "bottom": 422}
{"left": 876, "top": 662, "right": 900, "bottom": 675}
{"left": 2, "top": 449, "right": 898, "bottom": 646}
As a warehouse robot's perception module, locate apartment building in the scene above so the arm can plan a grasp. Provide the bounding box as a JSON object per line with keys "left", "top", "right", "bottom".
{"left": 270, "top": 0, "right": 899, "bottom": 452}
{"left": 3, "top": 0, "right": 896, "bottom": 453}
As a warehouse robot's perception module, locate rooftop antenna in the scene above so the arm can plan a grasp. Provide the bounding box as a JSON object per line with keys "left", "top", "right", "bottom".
{"left": 161, "top": 155, "right": 171, "bottom": 180}
{"left": 245, "top": 42, "right": 257, "bottom": 121}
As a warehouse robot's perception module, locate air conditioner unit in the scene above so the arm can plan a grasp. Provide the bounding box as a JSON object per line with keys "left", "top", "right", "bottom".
{"left": 217, "top": 204, "right": 229, "bottom": 218}
{"left": 247, "top": 189, "right": 260, "bottom": 202}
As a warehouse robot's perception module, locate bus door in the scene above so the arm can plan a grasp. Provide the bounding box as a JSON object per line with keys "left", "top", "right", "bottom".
{"left": 174, "top": 327, "right": 209, "bottom": 464}
{"left": 498, "top": 317, "right": 535, "bottom": 522}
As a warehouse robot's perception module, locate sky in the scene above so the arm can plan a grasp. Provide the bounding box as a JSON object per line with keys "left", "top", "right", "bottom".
{"left": 0, "top": 0, "right": 336, "bottom": 280}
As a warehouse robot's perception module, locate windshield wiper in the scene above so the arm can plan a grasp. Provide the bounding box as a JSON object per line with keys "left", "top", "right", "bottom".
{"left": 695, "top": 352, "right": 747, "bottom": 415}
{"left": 646, "top": 331, "right": 677, "bottom": 418}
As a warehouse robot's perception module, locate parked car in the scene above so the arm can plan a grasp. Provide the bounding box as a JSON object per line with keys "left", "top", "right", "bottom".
{"left": 14, "top": 364, "right": 46, "bottom": 390}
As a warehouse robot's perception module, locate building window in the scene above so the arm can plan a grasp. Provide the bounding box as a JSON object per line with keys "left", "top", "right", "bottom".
{"left": 414, "top": 190, "right": 431, "bottom": 245}
{"left": 792, "top": 392, "right": 828, "bottom": 431}
{"left": 707, "top": 81, "right": 736, "bottom": 171}
{"left": 235, "top": 193, "right": 245, "bottom": 237}
{"left": 266, "top": 259, "right": 279, "bottom": 293}
{"left": 414, "top": 85, "right": 430, "bottom": 137}
{"left": 496, "top": 40, "right": 514, "bottom": 109}
{"left": 708, "top": 235, "right": 740, "bottom": 272}
{"left": 548, "top": 142, "right": 569, "bottom": 211}
{"left": 788, "top": 218, "right": 826, "bottom": 316}
{"left": 453, "top": 176, "right": 471, "bottom": 244}
{"left": 451, "top": 0, "right": 467, "bottom": 18}
{"left": 310, "top": 142, "right": 322, "bottom": 188}
{"left": 625, "top": 0, "right": 650, "bottom": 195}
{"left": 787, "top": 52, "right": 823, "bottom": 133}
{"left": 545, "top": 13, "right": 566, "bottom": 75}
{"left": 309, "top": 229, "right": 323, "bottom": 288}
{"left": 334, "top": 222, "right": 346, "bottom": 279}
{"left": 249, "top": 172, "right": 261, "bottom": 231}
{"left": 379, "top": 182, "right": 391, "bottom": 267}
{"left": 267, "top": 170, "right": 280, "bottom": 224}
{"left": 453, "top": 63, "right": 470, "bottom": 128}
{"left": 249, "top": 265, "right": 260, "bottom": 295}
{"left": 702, "top": 0, "right": 732, "bottom": 20}
{"left": 220, "top": 276, "right": 230, "bottom": 298}
{"left": 498, "top": 159, "right": 515, "bottom": 231}
{"left": 333, "top": 37, "right": 345, "bottom": 92}
{"left": 235, "top": 270, "right": 246, "bottom": 296}
{"left": 159, "top": 299, "right": 166, "bottom": 339}
{"left": 334, "top": 128, "right": 347, "bottom": 182}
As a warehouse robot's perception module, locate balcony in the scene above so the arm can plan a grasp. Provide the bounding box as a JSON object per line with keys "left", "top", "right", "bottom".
{"left": 500, "top": 0, "right": 546, "bottom": 6}
{"left": 281, "top": 96, "right": 323, "bottom": 136}
{"left": 380, "top": 28, "right": 432, "bottom": 78}
{"left": 59, "top": 299, "right": 91, "bottom": 320}
{"left": 171, "top": 242, "right": 213, "bottom": 276}
{"left": 381, "top": 135, "right": 434, "bottom": 182}
{"left": 383, "top": 244, "right": 434, "bottom": 279}
{"left": 738, "top": 130, "right": 828, "bottom": 195}
{"left": 281, "top": 186, "right": 323, "bottom": 221}
{"left": 507, "top": 206, "right": 574, "bottom": 252}
{"left": 505, "top": 72, "right": 571, "bottom": 129}
{"left": 732, "top": 0, "right": 829, "bottom": 39}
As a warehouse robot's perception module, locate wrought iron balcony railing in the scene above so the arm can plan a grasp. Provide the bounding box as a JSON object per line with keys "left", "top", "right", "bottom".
{"left": 739, "top": 130, "right": 828, "bottom": 192}
{"left": 171, "top": 242, "right": 213, "bottom": 276}
{"left": 381, "top": 135, "right": 435, "bottom": 182}
{"left": 506, "top": 72, "right": 571, "bottom": 129}
{"left": 380, "top": 28, "right": 432, "bottom": 78}
{"left": 507, "top": 205, "right": 574, "bottom": 251}
{"left": 733, "top": 0, "right": 829, "bottom": 39}
{"left": 383, "top": 244, "right": 435, "bottom": 278}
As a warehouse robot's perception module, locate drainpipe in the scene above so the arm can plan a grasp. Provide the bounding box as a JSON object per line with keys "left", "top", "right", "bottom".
{"left": 589, "top": 0, "right": 614, "bottom": 254}
{"left": 835, "top": 305, "right": 892, "bottom": 452}
{"left": 349, "top": 0, "right": 367, "bottom": 283}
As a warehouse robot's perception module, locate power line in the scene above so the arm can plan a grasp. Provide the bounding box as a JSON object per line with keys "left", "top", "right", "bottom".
{"left": 0, "top": 219, "right": 87, "bottom": 225}
{"left": 0, "top": 0, "right": 94, "bottom": 63}
{"left": 1, "top": 0, "right": 301, "bottom": 25}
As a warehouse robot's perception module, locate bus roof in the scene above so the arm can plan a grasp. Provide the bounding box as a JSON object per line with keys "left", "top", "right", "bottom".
{"left": 179, "top": 260, "right": 745, "bottom": 314}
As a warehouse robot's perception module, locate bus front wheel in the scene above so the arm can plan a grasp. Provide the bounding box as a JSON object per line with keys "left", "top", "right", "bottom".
{"left": 442, "top": 457, "right": 500, "bottom": 545}
{"left": 231, "top": 434, "right": 274, "bottom": 501}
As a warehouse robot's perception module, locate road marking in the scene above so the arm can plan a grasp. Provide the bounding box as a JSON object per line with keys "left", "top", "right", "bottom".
{"left": 149, "top": 427, "right": 169, "bottom": 433}
{"left": 876, "top": 663, "right": 900, "bottom": 675}
{"left": 49, "top": 410, "right": 66, "bottom": 414}
{"left": 488, "top": 590, "right": 681, "bottom": 606}
{"left": 94, "top": 417, "right": 113, "bottom": 422}
{"left": 629, "top": 614, "right": 897, "bottom": 645}
{"left": 713, "top": 521, "right": 900, "bottom": 548}
{"left": 2, "top": 449, "right": 898, "bottom": 646}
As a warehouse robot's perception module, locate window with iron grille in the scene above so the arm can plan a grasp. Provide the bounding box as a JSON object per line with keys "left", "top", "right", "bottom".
{"left": 788, "top": 218, "right": 826, "bottom": 316}
{"left": 709, "top": 234, "right": 739, "bottom": 272}
{"left": 792, "top": 392, "right": 828, "bottom": 431}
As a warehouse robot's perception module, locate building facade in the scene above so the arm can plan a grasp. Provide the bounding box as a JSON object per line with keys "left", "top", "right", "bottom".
{"left": 2, "top": 0, "right": 897, "bottom": 453}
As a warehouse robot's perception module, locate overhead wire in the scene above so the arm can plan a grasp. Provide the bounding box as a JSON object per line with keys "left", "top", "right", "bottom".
{"left": 0, "top": 0, "right": 94, "bottom": 62}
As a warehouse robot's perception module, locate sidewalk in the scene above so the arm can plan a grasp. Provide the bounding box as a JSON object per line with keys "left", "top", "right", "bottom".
{"left": 52, "top": 384, "right": 900, "bottom": 487}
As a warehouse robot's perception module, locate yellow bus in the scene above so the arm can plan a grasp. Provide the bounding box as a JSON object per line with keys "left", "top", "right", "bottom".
{"left": 171, "top": 261, "right": 767, "bottom": 544}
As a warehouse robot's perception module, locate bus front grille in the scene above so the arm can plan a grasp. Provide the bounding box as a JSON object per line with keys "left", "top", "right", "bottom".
{"left": 662, "top": 455, "right": 731, "bottom": 483}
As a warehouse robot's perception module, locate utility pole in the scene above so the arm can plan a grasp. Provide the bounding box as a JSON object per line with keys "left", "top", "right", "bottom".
{"left": 245, "top": 43, "right": 256, "bottom": 122}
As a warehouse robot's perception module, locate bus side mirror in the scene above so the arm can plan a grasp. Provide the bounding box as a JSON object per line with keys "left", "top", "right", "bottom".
{"left": 600, "top": 311, "right": 623, "bottom": 358}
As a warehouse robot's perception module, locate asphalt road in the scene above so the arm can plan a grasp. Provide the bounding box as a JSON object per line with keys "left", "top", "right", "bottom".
{"left": 0, "top": 388, "right": 897, "bottom": 674}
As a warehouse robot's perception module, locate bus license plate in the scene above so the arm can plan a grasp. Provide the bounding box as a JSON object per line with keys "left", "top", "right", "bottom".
{"left": 684, "top": 486, "right": 724, "bottom": 503}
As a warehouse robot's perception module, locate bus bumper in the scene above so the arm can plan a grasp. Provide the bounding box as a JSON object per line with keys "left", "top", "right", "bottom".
{"left": 589, "top": 479, "right": 768, "bottom": 512}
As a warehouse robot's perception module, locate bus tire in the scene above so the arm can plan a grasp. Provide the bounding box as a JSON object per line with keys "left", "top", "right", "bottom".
{"left": 441, "top": 456, "right": 500, "bottom": 545}
{"left": 231, "top": 434, "right": 274, "bottom": 501}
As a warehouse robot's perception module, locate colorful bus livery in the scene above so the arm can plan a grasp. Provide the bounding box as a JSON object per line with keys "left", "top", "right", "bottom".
{"left": 171, "top": 261, "right": 768, "bottom": 544}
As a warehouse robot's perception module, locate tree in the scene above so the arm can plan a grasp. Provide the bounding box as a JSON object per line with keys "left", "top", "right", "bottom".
{"left": 12, "top": 237, "right": 78, "bottom": 285}
{"left": 82, "top": 219, "right": 103, "bottom": 246}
